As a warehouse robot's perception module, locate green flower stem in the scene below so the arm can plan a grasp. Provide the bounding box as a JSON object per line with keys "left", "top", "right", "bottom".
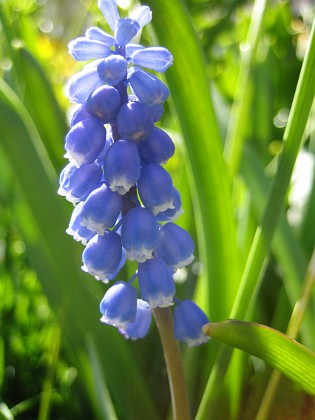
{"left": 153, "top": 308, "right": 190, "bottom": 420}
{"left": 196, "top": 17, "right": 315, "bottom": 420}
{"left": 255, "top": 247, "right": 315, "bottom": 420}
{"left": 224, "top": 0, "right": 268, "bottom": 177}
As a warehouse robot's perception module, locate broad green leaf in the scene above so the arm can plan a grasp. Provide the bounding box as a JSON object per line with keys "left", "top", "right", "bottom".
{"left": 147, "top": 0, "right": 241, "bottom": 320}
{"left": 17, "top": 47, "right": 68, "bottom": 171}
{"left": 241, "top": 146, "right": 314, "bottom": 347}
{"left": 203, "top": 320, "right": 315, "bottom": 395}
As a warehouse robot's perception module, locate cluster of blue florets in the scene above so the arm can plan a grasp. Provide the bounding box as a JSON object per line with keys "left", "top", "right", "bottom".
{"left": 58, "top": 0, "right": 209, "bottom": 347}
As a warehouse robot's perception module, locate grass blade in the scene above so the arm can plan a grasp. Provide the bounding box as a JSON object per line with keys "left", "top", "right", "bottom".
{"left": 147, "top": 0, "right": 241, "bottom": 320}
{"left": 203, "top": 320, "right": 315, "bottom": 395}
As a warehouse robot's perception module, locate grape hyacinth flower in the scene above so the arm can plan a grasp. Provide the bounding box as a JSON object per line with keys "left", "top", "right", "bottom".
{"left": 59, "top": 0, "right": 209, "bottom": 349}
{"left": 173, "top": 300, "right": 210, "bottom": 347}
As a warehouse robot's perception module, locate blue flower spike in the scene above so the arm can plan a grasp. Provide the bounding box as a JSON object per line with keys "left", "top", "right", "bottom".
{"left": 60, "top": 0, "right": 209, "bottom": 347}
{"left": 173, "top": 300, "right": 210, "bottom": 347}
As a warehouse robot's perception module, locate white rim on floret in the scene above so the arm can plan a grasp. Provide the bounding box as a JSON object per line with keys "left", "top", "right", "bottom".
{"left": 81, "top": 217, "right": 106, "bottom": 235}
{"left": 173, "top": 254, "right": 195, "bottom": 270}
{"left": 186, "top": 334, "right": 210, "bottom": 348}
{"left": 151, "top": 199, "right": 175, "bottom": 215}
{"left": 109, "top": 177, "right": 134, "bottom": 195}
{"left": 100, "top": 315, "right": 131, "bottom": 329}
{"left": 168, "top": 208, "right": 184, "bottom": 221}
{"left": 57, "top": 186, "right": 81, "bottom": 205}
{"left": 66, "top": 226, "right": 93, "bottom": 245}
{"left": 81, "top": 263, "right": 110, "bottom": 283}
{"left": 126, "top": 247, "right": 154, "bottom": 263}
{"left": 64, "top": 151, "right": 86, "bottom": 168}
{"left": 146, "top": 293, "right": 174, "bottom": 309}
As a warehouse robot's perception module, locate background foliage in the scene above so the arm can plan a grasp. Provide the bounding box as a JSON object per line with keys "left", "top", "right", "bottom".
{"left": 0, "top": 0, "right": 314, "bottom": 419}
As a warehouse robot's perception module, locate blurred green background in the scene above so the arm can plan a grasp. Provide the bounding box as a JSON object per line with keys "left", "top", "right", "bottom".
{"left": 0, "top": 0, "right": 314, "bottom": 419}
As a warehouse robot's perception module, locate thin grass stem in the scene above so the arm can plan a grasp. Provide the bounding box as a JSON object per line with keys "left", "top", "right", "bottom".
{"left": 224, "top": 0, "right": 268, "bottom": 177}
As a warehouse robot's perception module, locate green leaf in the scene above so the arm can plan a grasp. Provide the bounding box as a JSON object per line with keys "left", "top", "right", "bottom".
{"left": 147, "top": 0, "right": 241, "bottom": 319}
{"left": 203, "top": 320, "right": 315, "bottom": 395}
{"left": 17, "top": 47, "right": 68, "bottom": 171}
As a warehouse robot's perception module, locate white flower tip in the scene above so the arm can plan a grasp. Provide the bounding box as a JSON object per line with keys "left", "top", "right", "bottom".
{"left": 126, "top": 248, "right": 154, "bottom": 263}
{"left": 147, "top": 293, "right": 174, "bottom": 309}
{"left": 187, "top": 335, "right": 210, "bottom": 348}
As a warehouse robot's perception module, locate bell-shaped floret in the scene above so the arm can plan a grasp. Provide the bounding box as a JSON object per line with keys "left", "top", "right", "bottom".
{"left": 125, "top": 44, "right": 144, "bottom": 58}
{"left": 107, "top": 247, "right": 126, "bottom": 282}
{"left": 121, "top": 207, "right": 159, "bottom": 262}
{"left": 119, "top": 299, "right": 152, "bottom": 340}
{"left": 66, "top": 66, "right": 103, "bottom": 104}
{"left": 98, "top": 0, "right": 120, "bottom": 32}
{"left": 137, "top": 164, "right": 174, "bottom": 214}
{"left": 97, "top": 55, "right": 127, "bottom": 85}
{"left": 156, "top": 222, "right": 194, "bottom": 269}
{"left": 58, "top": 162, "right": 102, "bottom": 204}
{"left": 148, "top": 103, "right": 164, "bottom": 122}
{"left": 103, "top": 140, "right": 141, "bottom": 195}
{"left": 130, "top": 70, "right": 169, "bottom": 106}
{"left": 117, "top": 101, "right": 153, "bottom": 142}
{"left": 96, "top": 137, "right": 112, "bottom": 163}
{"left": 68, "top": 37, "right": 112, "bottom": 61}
{"left": 173, "top": 300, "right": 210, "bottom": 347}
{"left": 138, "top": 127, "right": 175, "bottom": 164}
{"left": 82, "top": 231, "right": 122, "bottom": 282}
{"left": 100, "top": 281, "right": 137, "bottom": 328}
{"left": 115, "top": 18, "right": 140, "bottom": 46}
{"left": 132, "top": 6, "right": 152, "bottom": 28}
{"left": 85, "top": 27, "right": 115, "bottom": 46}
{"left": 81, "top": 183, "right": 122, "bottom": 234}
{"left": 69, "top": 104, "right": 90, "bottom": 127}
{"left": 138, "top": 256, "right": 175, "bottom": 308}
{"left": 66, "top": 202, "right": 96, "bottom": 245}
{"left": 86, "top": 85, "right": 121, "bottom": 123}
{"left": 130, "top": 47, "right": 173, "bottom": 72}
{"left": 156, "top": 188, "right": 183, "bottom": 222}
{"left": 65, "top": 118, "right": 106, "bottom": 167}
